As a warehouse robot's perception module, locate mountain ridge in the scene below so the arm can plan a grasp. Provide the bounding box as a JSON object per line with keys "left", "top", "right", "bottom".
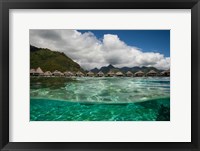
{"left": 31, "top": 45, "right": 165, "bottom": 74}
{"left": 30, "top": 45, "right": 84, "bottom": 72}
{"left": 91, "top": 64, "right": 162, "bottom": 74}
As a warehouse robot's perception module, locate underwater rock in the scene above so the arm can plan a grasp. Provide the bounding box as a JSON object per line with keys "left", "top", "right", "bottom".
{"left": 156, "top": 104, "right": 170, "bottom": 121}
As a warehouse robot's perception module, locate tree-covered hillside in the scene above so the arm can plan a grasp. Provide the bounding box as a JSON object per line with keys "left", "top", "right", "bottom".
{"left": 30, "top": 45, "right": 84, "bottom": 72}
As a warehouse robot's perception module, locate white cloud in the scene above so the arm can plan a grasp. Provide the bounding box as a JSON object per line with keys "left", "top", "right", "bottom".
{"left": 30, "top": 29, "right": 170, "bottom": 70}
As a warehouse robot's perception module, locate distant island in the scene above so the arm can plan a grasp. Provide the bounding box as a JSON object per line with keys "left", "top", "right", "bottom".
{"left": 30, "top": 45, "right": 170, "bottom": 77}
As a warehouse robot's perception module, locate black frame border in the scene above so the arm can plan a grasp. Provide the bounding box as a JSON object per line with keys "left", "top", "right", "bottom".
{"left": 0, "top": 0, "right": 199, "bottom": 151}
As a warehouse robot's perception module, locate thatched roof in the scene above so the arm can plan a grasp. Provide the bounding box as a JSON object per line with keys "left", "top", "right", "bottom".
{"left": 107, "top": 71, "right": 115, "bottom": 75}
{"left": 147, "top": 70, "right": 157, "bottom": 74}
{"left": 97, "top": 71, "right": 104, "bottom": 75}
{"left": 87, "top": 71, "right": 94, "bottom": 75}
{"left": 44, "top": 71, "right": 52, "bottom": 76}
{"left": 165, "top": 69, "right": 170, "bottom": 73}
{"left": 35, "top": 67, "right": 44, "bottom": 74}
{"left": 53, "top": 70, "right": 63, "bottom": 76}
{"left": 126, "top": 71, "right": 133, "bottom": 75}
{"left": 53, "top": 70, "right": 59, "bottom": 74}
{"left": 116, "top": 71, "right": 123, "bottom": 76}
{"left": 135, "top": 70, "right": 144, "bottom": 74}
{"left": 30, "top": 69, "right": 36, "bottom": 74}
{"left": 76, "top": 71, "right": 84, "bottom": 75}
{"left": 161, "top": 69, "right": 170, "bottom": 75}
{"left": 64, "top": 71, "right": 74, "bottom": 76}
{"left": 64, "top": 71, "right": 68, "bottom": 75}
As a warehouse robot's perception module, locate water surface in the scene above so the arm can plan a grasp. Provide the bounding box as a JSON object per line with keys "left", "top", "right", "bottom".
{"left": 30, "top": 77, "right": 170, "bottom": 121}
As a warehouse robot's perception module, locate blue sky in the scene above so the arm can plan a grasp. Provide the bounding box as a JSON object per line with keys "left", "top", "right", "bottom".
{"left": 78, "top": 30, "right": 170, "bottom": 57}
{"left": 30, "top": 29, "right": 170, "bottom": 70}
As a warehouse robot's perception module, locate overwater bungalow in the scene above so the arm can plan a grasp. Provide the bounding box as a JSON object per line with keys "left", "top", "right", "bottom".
{"left": 64, "top": 71, "right": 74, "bottom": 77}
{"left": 160, "top": 69, "right": 170, "bottom": 76}
{"left": 146, "top": 70, "right": 157, "bottom": 77}
{"left": 126, "top": 71, "right": 133, "bottom": 77}
{"left": 107, "top": 71, "right": 115, "bottom": 77}
{"left": 97, "top": 71, "right": 104, "bottom": 77}
{"left": 44, "top": 71, "right": 52, "bottom": 77}
{"left": 116, "top": 71, "right": 124, "bottom": 77}
{"left": 34, "top": 67, "right": 44, "bottom": 76}
{"left": 76, "top": 71, "right": 84, "bottom": 77}
{"left": 30, "top": 69, "right": 36, "bottom": 76}
{"left": 86, "top": 71, "right": 94, "bottom": 77}
{"left": 165, "top": 69, "right": 170, "bottom": 76}
{"left": 52, "top": 70, "right": 63, "bottom": 76}
{"left": 134, "top": 70, "right": 144, "bottom": 77}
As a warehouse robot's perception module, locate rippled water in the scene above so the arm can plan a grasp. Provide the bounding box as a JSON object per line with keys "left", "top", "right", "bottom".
{"left": 30, "top": 77, "right": 170, "bottom": 121}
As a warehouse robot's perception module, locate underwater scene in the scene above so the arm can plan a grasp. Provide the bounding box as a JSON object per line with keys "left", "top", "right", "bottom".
{"left": 30, "top": 77, "right": 170, "bottom": 121}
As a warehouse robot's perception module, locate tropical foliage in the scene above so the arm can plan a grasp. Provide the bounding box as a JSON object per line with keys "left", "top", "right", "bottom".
{"left": 30, "top": 45, "right": 84, "bottom": 72}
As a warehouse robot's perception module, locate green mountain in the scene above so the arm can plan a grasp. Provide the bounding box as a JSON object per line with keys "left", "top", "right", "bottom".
{"left": 30, "top": 45, "right": 84, "bottom": 72}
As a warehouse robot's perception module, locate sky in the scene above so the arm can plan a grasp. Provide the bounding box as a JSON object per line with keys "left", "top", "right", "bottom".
{"left": 30, "top": 30, "right": 170, "bottom": 70}
{"left": 79, "top": 30, "right": 170, "bottom": 57}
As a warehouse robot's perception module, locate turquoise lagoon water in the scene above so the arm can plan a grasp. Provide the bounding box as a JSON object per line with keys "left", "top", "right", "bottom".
{"left": 30, "top": 77, "right": 170, "bottom": 121}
